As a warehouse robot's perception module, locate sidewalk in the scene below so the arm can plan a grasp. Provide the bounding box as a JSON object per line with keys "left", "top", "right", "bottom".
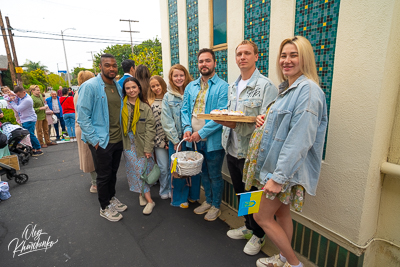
{"left": 0, "top": 142, "right": 264, "bottom": 266}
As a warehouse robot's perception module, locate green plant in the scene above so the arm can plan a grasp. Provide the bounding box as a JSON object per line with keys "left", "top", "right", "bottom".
{"left": 0, "top": 108, "right": 18, "bottom": 125}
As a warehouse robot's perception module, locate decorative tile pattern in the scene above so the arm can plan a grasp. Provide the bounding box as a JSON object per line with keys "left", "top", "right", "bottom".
{"left": 169, "top": 0, "right": 179, "bottom": 66}
{"left": 186, "top": 0, "right": 199, "bottom": 79}
{"left": 295, "top": 0, "right": 341, "bottom": 157}
{"left": 215, "top": 49, "right": 228, "bottom": 82}
{"left": 244, "top": 0, "right": 272, "bottom": 76}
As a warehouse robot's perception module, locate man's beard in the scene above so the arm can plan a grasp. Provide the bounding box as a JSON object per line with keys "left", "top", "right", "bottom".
{"left": 102, "top": 72, "right": 116, "bottom": 80}
{"left": 199, "top": 67, "right": 214, "bottom": 76}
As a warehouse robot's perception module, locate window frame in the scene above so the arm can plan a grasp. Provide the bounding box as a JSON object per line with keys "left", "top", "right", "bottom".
{"left": 209, "top": 0, "right": 227, "bottom": 51}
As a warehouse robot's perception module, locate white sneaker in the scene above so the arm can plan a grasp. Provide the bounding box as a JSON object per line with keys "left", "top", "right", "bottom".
{"left": 160, "top": 194, "right": 169, "bottom": 199}
{"left": 143, "top": 202, "right": 155, "bottom": 215}
{"left": 256, "top": 254, "right": 285, "bottom": 267}
{"left": 227, "top": 225, "right": 253, "bottom": 240}
{"left": 139, "top": 195, "right": 147, "bottom": 206}
{"left": 110, "top": 196, "right": 127, "bottom": 212}
{"left": 100, "top": 204, "right": 123, "bottom": 222}
{"left": 243, "top": 235, "right": 265, "bottom": 255}
{"left": 193, "top": 201, "right": 211, "bottom": 214}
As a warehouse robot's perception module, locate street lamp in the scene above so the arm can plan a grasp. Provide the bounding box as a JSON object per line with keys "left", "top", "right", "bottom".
{"left": 61, "top": 27, "right": 75, "bottom": 87}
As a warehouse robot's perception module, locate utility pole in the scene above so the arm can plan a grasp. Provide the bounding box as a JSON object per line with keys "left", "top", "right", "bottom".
{"left": 5, "top": 16, "right": 21, "bottom": 85}
{"left": 0, "top": 10, "right": 16, "bottom": 87}
{"left": 87, "top": 51, "right": 97, "bottom": 75}
{"left": 120, "top": 19, "right": 139, "bottom": 57}
{"left": 61, "top": 27, "right": 75, "bottom": 87}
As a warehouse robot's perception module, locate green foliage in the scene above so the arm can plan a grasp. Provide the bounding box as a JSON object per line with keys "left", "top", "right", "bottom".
{"left": 22, "top": 60, "right": 48, "bottom": 72}
{"left": 1, "top": 70, "right": 13, "bottom": 89}
{"left": 130, "top": 47, "right": 162, "bottom": 75}
{"left": 0, "top": 108, "right": 18, "bottom": 125}
{"left": 93, "top": 38, "right": 162, "bottom": 76}
{"left": 47, "top": 73, "right": 67, "bottom": 90}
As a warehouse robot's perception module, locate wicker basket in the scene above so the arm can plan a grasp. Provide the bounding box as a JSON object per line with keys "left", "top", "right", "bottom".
{"left": 171, "top": 138, "right": 203, "bottom": 177}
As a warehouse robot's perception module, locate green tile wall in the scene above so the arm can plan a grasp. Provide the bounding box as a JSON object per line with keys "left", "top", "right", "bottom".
{"left": 294, "top": 0, "right": 341, "bottom": 157}
{"left": 244, "top": 0, "right": 271, "bottom": 76}
{"left": 186, "top": 0, "right": 199, "bottom": 79}
{"left": 168, "top": 0, "right": 180, "bottom": 66}
{"left": 215, "top": 49, "right": 228, "bottom": 82}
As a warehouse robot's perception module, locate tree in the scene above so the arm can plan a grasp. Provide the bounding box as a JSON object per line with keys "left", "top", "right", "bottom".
{"left": 93, "top": 38, "right": 162, "bottom": 76}
{"left": 130, "top": 47, "right": 162, "bottom": 75}
{"left": 22, "top": 60, "right": 48, "bottom": 72}
{"left": 48, "top": 73, "right": 67, "bottom": 90}
{"left": 0, "top": 70, "right": 13, "bottom": 89}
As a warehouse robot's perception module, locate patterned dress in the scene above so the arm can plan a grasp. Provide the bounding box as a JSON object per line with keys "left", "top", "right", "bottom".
{"left": 243, "top": 108, "right": 305, "bottom": 212}
{"left": 124, "top": 132, "right": 155, "bottom": 194}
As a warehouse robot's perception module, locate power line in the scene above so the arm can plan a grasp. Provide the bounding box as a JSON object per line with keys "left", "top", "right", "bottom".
{"left": 1, "top": 34, "right": 141, "bottom": 44}
{"left": 9, "top": 28, "right": 141, "bottom": 43}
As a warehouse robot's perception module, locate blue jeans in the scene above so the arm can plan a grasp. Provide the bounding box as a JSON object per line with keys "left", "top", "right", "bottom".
{"left": 63, "top": 113, "right": 76, "bottom": 137}
{"left": 196, "top": 141, "right": 225, "bottom": 208}
{"left": 54, "top": 112, "right": 66, "bottom": 138}
{"left": 169, "top": 140, "right": 201, "bottom": 206}
{"left": 155, "top": 147, "right": 170, "bottom": 196}
{"left": 22, "top": 121, "right": 41, "bottom": 150}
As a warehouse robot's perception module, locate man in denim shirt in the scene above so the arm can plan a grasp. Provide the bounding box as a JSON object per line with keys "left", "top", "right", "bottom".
{"left": 217, "top": 41, "right": 278, "bottom": 255}
{"left": 181, "top": 48, "right": 228, "bottom": 221}
{"left": 77, "top": 54, "right": 127, "bottom": 222}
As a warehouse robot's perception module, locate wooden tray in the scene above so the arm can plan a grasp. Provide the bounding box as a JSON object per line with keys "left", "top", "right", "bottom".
{"left": 197, "top": 113, "right": 256, "bottom": 123}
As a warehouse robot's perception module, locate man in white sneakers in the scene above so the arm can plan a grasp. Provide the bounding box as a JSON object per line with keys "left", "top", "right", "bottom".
{"left": 217, "top": 40, "right": 278, "bottom": 254}
{"left": 77, "top": 54, "right": 127, "bottom": 222}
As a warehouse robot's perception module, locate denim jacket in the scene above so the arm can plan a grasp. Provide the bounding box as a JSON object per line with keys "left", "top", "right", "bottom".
{"left": 221, "top": 68, "right": 278, "bottom": 158}
{"left": 76, "top": 74, "right": 123, "bottom": 149}
{"left": 181, "top": 74, "right": 228, "bottom": 152}
{"left": 256, "top": 75, "right": 328, "bottom": 196}
{"left": 161, "top": 85, "right": 184, "bottom": 145}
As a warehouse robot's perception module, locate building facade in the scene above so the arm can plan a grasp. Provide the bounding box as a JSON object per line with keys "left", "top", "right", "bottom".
{"left": 159, "top": 0, "right": 400, "bottom": 266}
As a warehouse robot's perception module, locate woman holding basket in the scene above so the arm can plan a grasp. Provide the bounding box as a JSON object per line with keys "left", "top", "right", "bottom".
{"left": 121, "top": 77, "right": 157, "bottom": 215}
{"left": 244, "top": 36, "right": 328, "bottom": 267}
{"left": 161, "top": 64, "right": 194, "bottom": 208}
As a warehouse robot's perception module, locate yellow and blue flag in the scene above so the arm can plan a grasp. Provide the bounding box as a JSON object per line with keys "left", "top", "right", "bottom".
{"left": 237, "top": 190, "right": 263, "bottom": 216}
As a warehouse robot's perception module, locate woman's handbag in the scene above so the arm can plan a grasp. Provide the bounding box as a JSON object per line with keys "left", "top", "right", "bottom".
{"left": 140, "top": 157, "right": 160, "bottom": 193}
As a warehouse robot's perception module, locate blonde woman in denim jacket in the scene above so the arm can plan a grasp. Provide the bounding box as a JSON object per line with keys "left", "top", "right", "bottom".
{"left": 160, "top": 64, "right": 193, "bottom": 208}
{"left": 249, "top": 36, "right": 328, "bottom": 267}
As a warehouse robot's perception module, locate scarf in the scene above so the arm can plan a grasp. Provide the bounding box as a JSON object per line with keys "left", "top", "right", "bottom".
{"left": 122, "top": 96, "right": 141, "bottom": 135}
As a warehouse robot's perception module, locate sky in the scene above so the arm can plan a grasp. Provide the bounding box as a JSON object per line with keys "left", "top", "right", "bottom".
{"left": 0, "top": 0, "right": 162, "bottom": 74}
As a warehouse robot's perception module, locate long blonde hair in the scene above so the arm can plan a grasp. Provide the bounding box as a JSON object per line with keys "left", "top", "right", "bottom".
{"left": 277, "top": 36, "right": 319, "bottom": 85}
{"left": 148, "top": 76, "right": 167, "bottom": 106}
{"left": 168, "top": 64, "right": 192, "bottom": 95}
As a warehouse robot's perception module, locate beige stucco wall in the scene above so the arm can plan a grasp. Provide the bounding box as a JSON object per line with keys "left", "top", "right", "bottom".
{"left": 308, "top": 0, "right": 400, "bottom": 247}
{"left": 160, "top": 0, "right": 170, "bottom": 79}
{"left": 177, "top": 0, "right": 189, "bottom": 69}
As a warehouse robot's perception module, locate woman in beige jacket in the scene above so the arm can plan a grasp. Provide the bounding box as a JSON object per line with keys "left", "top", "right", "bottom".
{"left": 74, "top": 70, "right": 96, "bottom": 193}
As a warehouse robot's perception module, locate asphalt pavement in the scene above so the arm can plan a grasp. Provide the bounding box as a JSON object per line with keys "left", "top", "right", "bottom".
{"left": 0, "top": 142, "right": 264, "bottom": 267}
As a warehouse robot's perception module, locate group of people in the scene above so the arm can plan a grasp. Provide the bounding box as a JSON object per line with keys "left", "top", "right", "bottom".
{"left": 73, "top": 36, "right": 327, "bottom": 267}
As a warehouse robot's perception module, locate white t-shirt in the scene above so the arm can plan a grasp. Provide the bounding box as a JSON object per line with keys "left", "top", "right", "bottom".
{"left": 228, "top": 78, "right": 249, "bottom": 158}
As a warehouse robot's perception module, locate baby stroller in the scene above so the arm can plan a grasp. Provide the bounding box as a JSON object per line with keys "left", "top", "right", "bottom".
{"left": 1, "top": 122, "right": 32, "bottom": 165}
{"left": 0, "top": 155, "right": 29, "bottom": 184}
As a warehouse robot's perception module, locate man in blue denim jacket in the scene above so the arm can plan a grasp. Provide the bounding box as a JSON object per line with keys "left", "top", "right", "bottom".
{"left": 181, "top": 48, "right": 228, "bottom": 221}
{"left": 77, "top": 54, "right": 127, "bottom": 222}
{"left": 217, "top": 40, "right": 278, "bottom": 255}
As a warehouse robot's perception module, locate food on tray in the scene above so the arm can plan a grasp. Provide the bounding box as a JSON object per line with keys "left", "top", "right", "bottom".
{"left": 210, "top": 109, "right": 223, "bottom": 115}
{"left": 209, "top": 109, "right": 244, "bottom": 116}
{"left": 228, "top": 110, "right": 244, "bottom": 116}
